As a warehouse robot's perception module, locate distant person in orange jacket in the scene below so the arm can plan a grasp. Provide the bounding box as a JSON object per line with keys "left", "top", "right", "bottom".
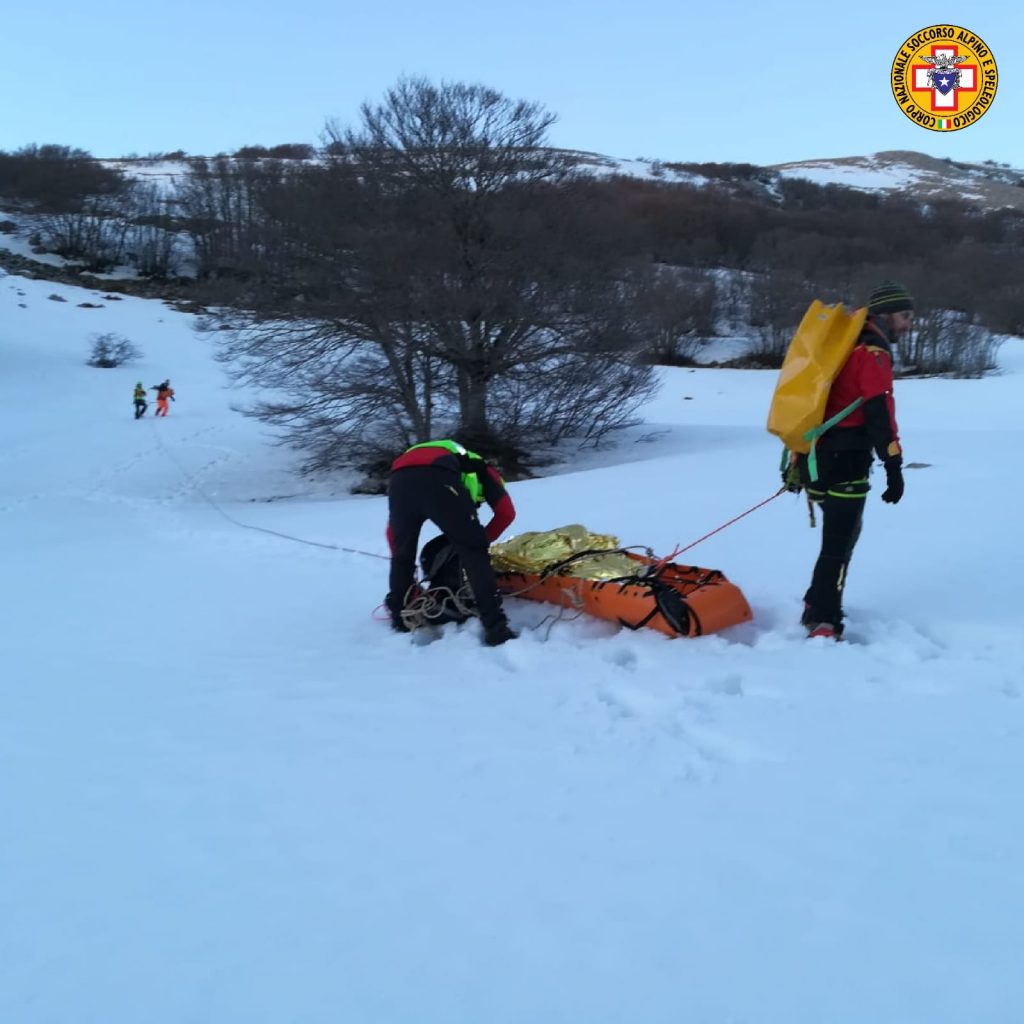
{"left": 151, "top": 380, "right": 175, "bottom": 417}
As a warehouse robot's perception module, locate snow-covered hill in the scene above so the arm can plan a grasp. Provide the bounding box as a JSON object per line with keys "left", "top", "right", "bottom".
{"left": 95, "top": 148, "right": 1024, "bottom": 210}
{"left": 3, "top": 268, "right": 1024, "bottom": 1022}
{"left": 772, "top": 149, "right": 1024, "bottom": 208}
{"left": 4, "top": 147, "right": 1020, "bottom": 287}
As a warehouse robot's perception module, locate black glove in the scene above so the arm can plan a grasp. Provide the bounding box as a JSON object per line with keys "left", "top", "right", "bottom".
{"left": 881, "top": 457, "right": 904, "bottom": 505}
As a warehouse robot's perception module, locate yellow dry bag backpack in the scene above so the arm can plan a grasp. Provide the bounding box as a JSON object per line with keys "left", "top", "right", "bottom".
{"left": 766, "top": 300, "right": 867, "bottom": 481}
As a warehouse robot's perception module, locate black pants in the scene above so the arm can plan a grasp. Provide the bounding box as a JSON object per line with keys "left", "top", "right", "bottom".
{"left": 386, "top": 466, "right": 505, "bottom": 629}
{"left": 134, "top": 400, "right": 147, "bottom": 419}
{"left": 802, "top": 449, "right": 872, "bottom": 627}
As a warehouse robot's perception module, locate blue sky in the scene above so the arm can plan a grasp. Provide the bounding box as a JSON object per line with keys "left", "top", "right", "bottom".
{"left": 2, "top": 1, "right": 1019, "bottom": 167}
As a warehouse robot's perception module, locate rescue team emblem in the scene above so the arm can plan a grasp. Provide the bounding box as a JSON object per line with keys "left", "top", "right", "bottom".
{"left": 891, "top": 26, "right": 997, "bottom": 131}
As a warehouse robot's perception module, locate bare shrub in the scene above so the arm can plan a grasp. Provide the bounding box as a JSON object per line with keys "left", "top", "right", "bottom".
{"left": 39, "top": 190, "right": 136, "bottom": 271}
{"left": 267, "top": 143, "right": 315, "bottom": 160}
{"left": 978, "top": 282, "right": 1024, "bottom": 337}
{"left": 87, "top": 332, "right": 142, "bottom": 368}
{"left": 0, "top": 144, "right": 125, "bottom": 212}
{"left": 632, "top": 266, "right": 718, "bottom": 366}
{"left": 897, "top": 310, "right": 1002, "bottom": 377}
{"left": 746, "top": 269, "right": 812, "bottom": 367}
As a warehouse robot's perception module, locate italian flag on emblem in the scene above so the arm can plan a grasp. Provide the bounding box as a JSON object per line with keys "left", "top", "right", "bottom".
{"left": 938, "top": 118, "right": 951, "bottom": 129}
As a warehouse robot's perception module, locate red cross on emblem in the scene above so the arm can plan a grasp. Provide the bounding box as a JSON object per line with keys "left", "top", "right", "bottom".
{"left": 911, "top": 44, "right": 979, "bottom": 112}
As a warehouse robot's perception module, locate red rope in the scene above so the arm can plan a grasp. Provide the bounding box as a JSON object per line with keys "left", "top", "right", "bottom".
{"left": 647, "top": 544, "right": 684, "bottom": 576}
{"left": 674, "top": 487, "right": 788, "bottom": 556}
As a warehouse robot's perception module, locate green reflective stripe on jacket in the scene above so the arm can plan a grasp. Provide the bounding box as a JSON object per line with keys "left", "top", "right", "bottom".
{"left": 407, "top": 440, "right": 486, "bottom": 505}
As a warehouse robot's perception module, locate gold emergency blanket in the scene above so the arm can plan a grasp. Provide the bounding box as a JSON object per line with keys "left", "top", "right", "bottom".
{"left": 489, "top": 524, "right": 640, "bottom": 580}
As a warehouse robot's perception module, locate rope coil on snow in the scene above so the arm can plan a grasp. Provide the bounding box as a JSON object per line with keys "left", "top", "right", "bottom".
{"left": 398, "top": 582, "right": 478, "bottom": 632}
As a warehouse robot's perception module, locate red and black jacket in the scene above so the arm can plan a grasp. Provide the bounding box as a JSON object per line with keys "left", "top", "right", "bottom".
{"left": 389, "top": 444, "right": 516, "bottom": 543}
{"left": 822, "top": 317, "right": 902, "bottom": 464}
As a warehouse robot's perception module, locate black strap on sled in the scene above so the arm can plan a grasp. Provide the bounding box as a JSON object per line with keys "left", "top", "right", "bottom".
{"left": 523, "top": 549, "right": 715, "bottom": 638}
{"left": 607, "top": 579, "right": 695, "bottom": 637}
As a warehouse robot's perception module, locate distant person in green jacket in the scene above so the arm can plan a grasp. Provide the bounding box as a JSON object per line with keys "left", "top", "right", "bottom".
{"left": 133, "top": 382, "right": 148, "bottom": 419}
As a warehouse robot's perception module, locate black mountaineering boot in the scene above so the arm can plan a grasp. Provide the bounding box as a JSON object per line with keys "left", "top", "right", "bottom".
{"left": 482, "top": 617, "right": 518, "bottom": 647}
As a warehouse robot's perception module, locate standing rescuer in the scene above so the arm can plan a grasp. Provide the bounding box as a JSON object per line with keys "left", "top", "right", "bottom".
{"left": 798, "top": 280, "right": 911, "bottom": 640}
{"left": 151, "top": 379, "right": 175, "bottom": 417}
{"left": 385, "top": 439, "right": 518, "bottom": 646}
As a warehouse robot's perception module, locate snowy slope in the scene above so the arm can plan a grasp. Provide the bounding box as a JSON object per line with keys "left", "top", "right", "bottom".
{"left": 772, "top": 150, "right": 1024, "bottom": 209}
{"left": 2, "top": 268, "right": 1024, "bottom": 1023}
{"left": 92, "top": 149, "right": 1024, "bottom": 209}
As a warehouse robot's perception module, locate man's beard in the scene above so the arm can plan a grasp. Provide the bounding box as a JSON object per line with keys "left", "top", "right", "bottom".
{"left": 884, "top": 314, "right": 910, "bottom": 340}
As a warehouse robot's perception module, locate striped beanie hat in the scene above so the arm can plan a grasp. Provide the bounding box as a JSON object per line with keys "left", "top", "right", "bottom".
{"left": 868, "top": 280, "right": 914, "bottom": 315}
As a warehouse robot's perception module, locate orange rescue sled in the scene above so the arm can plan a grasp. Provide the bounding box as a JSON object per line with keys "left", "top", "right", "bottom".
{"left": 491, "top": 527, "right": 751, "bottom": 638}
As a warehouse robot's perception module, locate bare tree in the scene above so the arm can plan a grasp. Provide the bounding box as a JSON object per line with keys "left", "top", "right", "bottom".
{"left": 126, "top": 181, "right": 181, "bottom": 278}
{"left": 208, "top": 310, "right": 457, "bottom": 475}
{"left": 175, "top": 157, "right": 294, "bottom": 278}
{"left": 327, "top": 76, "right": 571, "bottom": 199}
{"left": 631, "top": 266, "right": 718, "bottom": 365}
{"left": 746, "top": 269, "right": 813, "bottom": 366}
{"left": 322, "top": 77, "right": 589, "bottom": 446}
{"left": 39, "top": 192, "right": 133, "bottom": 271}
{"left": 210, "top": 78, "right": 658, "bottom": 476}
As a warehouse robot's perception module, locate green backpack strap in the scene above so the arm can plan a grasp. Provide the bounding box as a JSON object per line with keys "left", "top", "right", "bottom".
{"left": 803, "top": 397, "right": 864, "bottom": 482}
